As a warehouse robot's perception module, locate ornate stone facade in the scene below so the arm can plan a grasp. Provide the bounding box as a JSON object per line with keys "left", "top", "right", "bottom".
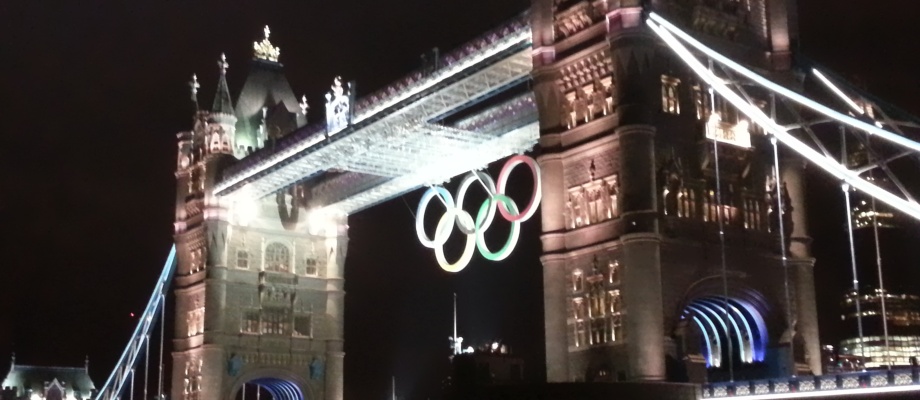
{"left": 171, "top": 30, "right": 346, "bottom": 400}
{"left": 532, "top": 0, "right": 817, "bottom": 383}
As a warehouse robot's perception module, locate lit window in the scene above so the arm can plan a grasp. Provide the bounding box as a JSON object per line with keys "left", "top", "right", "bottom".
{"left": 265, "top": 242, "right": 290, "bottom": 272}
{"left": 236, "top": 250, "right": 249, "bottom": 269}
{"left": 661, "top": 75, "right": 681, "bottom": 114}
{"left": 608, "top": 290, "right": 622, "bottom": 315}
{"left": 607, "top": 261, "right": 619, "bottom": 284}
{"left": 572, "top": 270, "right": 584, "bottom": 292}
{"left": 572, "top": 298, "right": 586, "bottom": 320}
{"left": 692, "top": 84, "right": 711, "bottom": 120}
{"left": 260, "top": 307, "right": 291, "bottom": 335}
{"left": 187, "top": 307, "right": 205, "bottom": 337}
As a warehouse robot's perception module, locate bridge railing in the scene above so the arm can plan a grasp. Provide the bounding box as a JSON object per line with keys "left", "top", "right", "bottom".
{"left": 95, "top": 245, "right": 177, "bottom": 400}
{"left": 701, "top": 367, "right": 920, "bottom": 398}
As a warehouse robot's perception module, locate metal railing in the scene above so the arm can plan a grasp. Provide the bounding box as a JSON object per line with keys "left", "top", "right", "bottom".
{"left": 95, "top": 245, "right": 177, "bottom": 400}
{"left": 702, "top": 367, "right": 920, "bottom": 398}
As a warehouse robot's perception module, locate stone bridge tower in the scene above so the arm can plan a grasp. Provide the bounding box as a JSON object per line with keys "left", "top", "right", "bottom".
{"left": 171, "top": 29, "right": 345, "bottom": 400}
{"left": 531, "top": 0, "right": 819, "bottom": 383}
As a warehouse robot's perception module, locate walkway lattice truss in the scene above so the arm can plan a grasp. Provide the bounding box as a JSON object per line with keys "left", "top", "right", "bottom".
{"left": 214, "top": 25, "right": 537, "bottom": 214}
{"left": 648, "top": 13, "right": 920, "bottom": 223}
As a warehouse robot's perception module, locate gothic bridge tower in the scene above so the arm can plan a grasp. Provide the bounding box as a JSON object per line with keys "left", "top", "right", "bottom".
{"left": 172, "top": 28, "right": 346, "bottom": 400}
{"left": 531, "top": 0, "right": 819, "bottom": 383}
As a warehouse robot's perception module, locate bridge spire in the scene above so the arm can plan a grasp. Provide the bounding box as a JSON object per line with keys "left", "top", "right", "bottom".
{"left": 188, "top": 73, "right": 200, "bottom": 110}
{"left": 212, "top": 53, "right": 234, "bottom": 115}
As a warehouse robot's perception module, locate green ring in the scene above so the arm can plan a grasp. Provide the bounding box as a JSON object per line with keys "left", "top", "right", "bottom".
{"left": 475, "top": 194, "right": 521, "bottom": 261}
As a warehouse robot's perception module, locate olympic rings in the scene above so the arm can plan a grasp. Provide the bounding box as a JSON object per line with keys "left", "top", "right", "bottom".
{"left": 415, "top": 155, "right": 541, "bottom": 272}
{"left": 497, "top": 154, "right": 542, "bottom": 221}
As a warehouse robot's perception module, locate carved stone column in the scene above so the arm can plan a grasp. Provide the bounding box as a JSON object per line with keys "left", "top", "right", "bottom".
{"left": 610, "top": 15, "right": 665, "bottom": 381}
{"left": 323, "top": 215, "right": 348, "bottom": 400}
{"left": 781, "top": 158, "right": 820, "bottom": 375}
{"left": 541, "top": 253, "right": 569, "bottom": 382}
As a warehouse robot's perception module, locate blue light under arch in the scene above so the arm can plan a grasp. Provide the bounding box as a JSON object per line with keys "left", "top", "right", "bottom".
{"left": 681, "top": 296, "right": 767, "bottom": 367}
{"left": 245, "top": 378, "right": 304, "bottom": 400}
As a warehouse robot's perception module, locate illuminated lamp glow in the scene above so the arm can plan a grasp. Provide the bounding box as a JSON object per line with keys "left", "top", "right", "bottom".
{"left": 812, "top": 68, "right": 864, "bottom": 115}
{"left": 646, "top": 19, "right": 920, "bottom": 223}
{"left": 496, "top": 154, "right": 542, "bottom": 222}
{"left": 719, "top": 384, "right": 920, "bottom": 399}
{"left": 31, "top": 394, "right": 41, "bottom": 400}
{"left": 648, "top": 12, "right": 920, "bottom": 155}
{"left": 231, "top": 186, "right": 260, "bottom": 226}
{"left": 475, "top": 195, "right": 521, "bottom": 261}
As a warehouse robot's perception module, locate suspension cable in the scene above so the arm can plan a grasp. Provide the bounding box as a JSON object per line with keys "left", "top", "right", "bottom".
{"left": 129, "top": 367, "right": 135, "bottom": 400}
{"left": 841, "top": 127, "right": 866, "bottom": 366}
{"left": 869, "top": 171, "right": 892, "bottom": 368}
{"left": 144, "top": 333, "right": 150, "bottom": 400}
{"left": 770, "top": 92, "right": 794, "bottom": 376}
{"left": 709, "top": 59, "right": 734, "bottom": 381}
{"left": 158, "top": 293, "right": 165, "bottom": 400}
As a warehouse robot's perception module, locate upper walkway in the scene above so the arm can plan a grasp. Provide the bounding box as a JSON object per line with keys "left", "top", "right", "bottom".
{"left": 214, "top": 15, "right": 539, "bottom": 214}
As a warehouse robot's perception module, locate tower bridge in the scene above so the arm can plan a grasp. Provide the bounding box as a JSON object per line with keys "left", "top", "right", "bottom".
{"left": 92, "top": 1, "right": 920, "bottom": 399}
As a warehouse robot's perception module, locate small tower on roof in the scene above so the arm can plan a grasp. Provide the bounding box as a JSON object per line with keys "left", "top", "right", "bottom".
{"left": 208, "top": 53, "right": 236, "bottom": 155}
{"left": 234, "top": 25, "right": 300, "bottom": 154}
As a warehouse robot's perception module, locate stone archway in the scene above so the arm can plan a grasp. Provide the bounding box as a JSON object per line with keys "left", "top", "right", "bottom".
{"left": 228, "top": 369, "right": 313, "bottom": 400}
{"left": 679, "top": 296, "right": 769, "bottom": 369}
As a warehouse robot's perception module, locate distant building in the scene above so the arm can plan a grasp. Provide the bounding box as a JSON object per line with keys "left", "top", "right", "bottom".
{"left": 1, "top": 355, "right": 95, "bottom": 400}
{"left": 444, "top": 343, "right": 698, "bottom": 399}
{"left": 839, "top": 290, "right": 920, "bottom": 368}
{"left": 448, "top": 341, "right": 525, "bottom": 395}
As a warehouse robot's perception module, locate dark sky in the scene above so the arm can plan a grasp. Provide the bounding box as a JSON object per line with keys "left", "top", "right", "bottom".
{"left": 1, "top": 1, "right": 919, "bottom": 399}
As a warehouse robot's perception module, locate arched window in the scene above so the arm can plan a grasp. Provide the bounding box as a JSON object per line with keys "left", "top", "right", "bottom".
{"left": 572, "top": 269, "right": 584, "bottom": 292}
{"left": 237, "top": 250, "right": 249, "bottom": 269}
{"left": 264, "top": 242, "right": 290, "bottom": 272}
{"left": 608, "top": 261, "right": 620, "bottom": 284}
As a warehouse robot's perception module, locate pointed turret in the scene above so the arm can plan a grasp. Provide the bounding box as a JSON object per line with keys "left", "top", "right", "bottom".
{"left": 189, "top": 74, "right": 201, "bottom": 111}
{"left": 209, "top": 53, "right": 237, "bottom": 156}
{"left": 234, "top": 25, "right": 299, "bottom": 154}
{"left": 212, "top": 53, "right": 234, "bottom": 115}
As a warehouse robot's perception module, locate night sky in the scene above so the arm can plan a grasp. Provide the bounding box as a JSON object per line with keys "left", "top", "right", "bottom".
{"left": 2, "top": 1, "right": 919, "bottom": 399}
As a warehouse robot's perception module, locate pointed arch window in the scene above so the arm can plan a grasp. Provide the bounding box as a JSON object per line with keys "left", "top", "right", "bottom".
{"left": 661, "top": 75, "right": 681, "bottom": 114}
{"left": 265, "top": 242, "right": 290, "bottom": 272}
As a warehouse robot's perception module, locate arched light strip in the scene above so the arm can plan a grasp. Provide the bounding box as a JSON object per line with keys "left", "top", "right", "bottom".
{"left": 648, "top": 12, "right": 920, "bottom": 155}
{"left": 646, "top": 18, "right": 920, "bottom": 223}
{"left": 692, "top": 301, "right": 747, "bottom": 363}
{"left": 729, "top": 297, "right": 769, "bottom": 362}
{"left": 686, "top": 304, "right": 723, "bottom": 368}
{"left": 691, "top": 316, "right": 716, "bottom": 368}
{"left": 249, "top": 378, "right": 303, "bottom": 400}
{"left": 697, "top": 298, "right": 752, "bottom": 363}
